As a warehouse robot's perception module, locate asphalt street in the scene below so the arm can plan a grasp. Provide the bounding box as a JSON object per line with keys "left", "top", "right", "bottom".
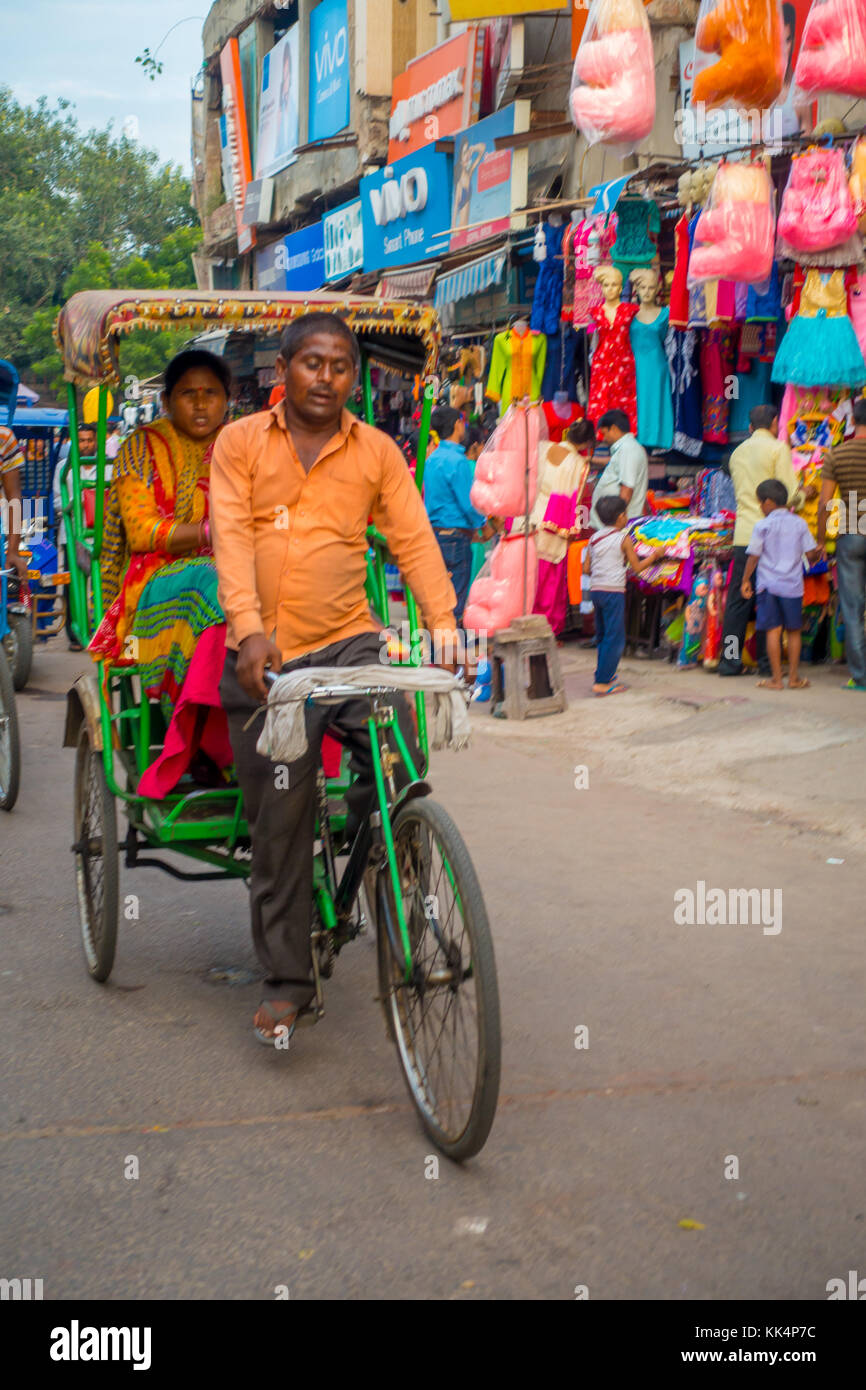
{"left": 1, "top": 639, "right": 864, "bottom": 1300}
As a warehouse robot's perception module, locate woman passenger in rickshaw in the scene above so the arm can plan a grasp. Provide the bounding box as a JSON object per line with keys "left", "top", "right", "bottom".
{"left": 89, "top": 349, "right": 233, "bottom": 795}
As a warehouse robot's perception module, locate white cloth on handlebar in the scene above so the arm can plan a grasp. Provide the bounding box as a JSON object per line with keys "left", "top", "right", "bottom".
{"left": 256, "top": 664, "right": 471, "bottom": 764}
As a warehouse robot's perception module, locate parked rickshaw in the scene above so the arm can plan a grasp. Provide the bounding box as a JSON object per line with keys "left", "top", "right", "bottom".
{"left": 0, "top": 360, "right": 35, "bottom": 690}
{"left": 56, "top": 289, "right": 500, "bottom": 1159}
{"left": 0, "top": 361, "right": 23, "bottom": 804}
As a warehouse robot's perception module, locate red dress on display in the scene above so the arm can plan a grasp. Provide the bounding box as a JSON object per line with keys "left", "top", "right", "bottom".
{"left": 588, "top": 301, "right": 639, "bottom": 433}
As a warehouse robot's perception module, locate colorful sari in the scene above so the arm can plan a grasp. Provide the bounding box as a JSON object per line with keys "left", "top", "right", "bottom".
{"left": 89, "top": 417, "right": 231, "bottom": 796}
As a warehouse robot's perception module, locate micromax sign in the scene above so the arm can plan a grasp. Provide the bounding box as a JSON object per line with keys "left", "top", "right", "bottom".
{"left": 389, "top": 68, "right": 465, "bottom": 145}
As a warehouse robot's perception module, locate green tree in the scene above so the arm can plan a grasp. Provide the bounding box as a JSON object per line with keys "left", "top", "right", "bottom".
{"left": 0, "top": 86, "right": 201, "bottom": 387}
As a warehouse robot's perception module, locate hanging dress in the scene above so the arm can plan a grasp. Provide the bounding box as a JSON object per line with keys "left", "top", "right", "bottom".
{"left": 630, "top": 306, "right": 674, "bottom": 450}
{"left": 772, "top": 267, "right": 866, "bottom": 387}
{"left": 588, "top": 300, "right": 639, "bottom": 432}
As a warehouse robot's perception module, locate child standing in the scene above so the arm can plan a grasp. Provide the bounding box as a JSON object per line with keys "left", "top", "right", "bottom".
{"left": 584, "top": 495, "right": 667, "bottom": 695}
{"left": 741, "top": 478, "right": 822, "bottom": 690}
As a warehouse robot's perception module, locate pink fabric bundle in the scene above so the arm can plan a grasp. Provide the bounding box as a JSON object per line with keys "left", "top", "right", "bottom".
{"left": 470, "top": 404, "right": 545, "bottom": 518}
{"left": 463, "top": 535, "right": 538, "bottom": 637}
{"left": 777, "top": 147, "right": 858, "bottom": 252}
{"left": 569, "top": 0, "right": 655, "bottom": 147}
{"left": 688, "top": 162, "right": 776, "bottom": 286}
{"left": 794, "top": 0, "right": 866, "bottom": 99}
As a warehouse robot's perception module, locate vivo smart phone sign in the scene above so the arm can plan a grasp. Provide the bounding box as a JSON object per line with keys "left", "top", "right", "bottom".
{"left": 309, "top": 0, "right": 350, "bottom": 143}
{"left": 359, "top": 144, "right": 452, "bottom": 272}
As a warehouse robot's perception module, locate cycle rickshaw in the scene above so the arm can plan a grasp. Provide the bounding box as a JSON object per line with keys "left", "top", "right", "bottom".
{"left": 56, "top": 289, "right": 501, "bottom": 1160}
{"left": 0, "top": 359, "right": 22, "bottom": 808}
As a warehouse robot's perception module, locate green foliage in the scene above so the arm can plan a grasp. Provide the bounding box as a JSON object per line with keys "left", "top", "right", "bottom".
{"left": 0, "top": 86, "right": 202, "bottom": 392}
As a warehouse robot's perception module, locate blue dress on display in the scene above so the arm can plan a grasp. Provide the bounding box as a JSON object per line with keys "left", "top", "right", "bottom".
{"left": 630, "top": 307, "right": 674, "bottom": 450}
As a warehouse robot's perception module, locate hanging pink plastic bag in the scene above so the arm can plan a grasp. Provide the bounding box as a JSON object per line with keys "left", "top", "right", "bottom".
{"left": 794, "top": 0, "right": 866, "bottom": 100}
{"left": 463, "top": 535, "right": 538, "bottom": 638}
{"left": 688, "top": 161, "right": 775, "bottom": 286}
{"left": 777, "top": 147, "right": 858, "bottom": 252}
{"left": 469, "top": 404, "right": 545, "bottom": 519}
{"left": 569, "top": 0, "right": 655, "bottom": 148}
{"left": 691, "top": 0, "right": 785, "bottom": 110}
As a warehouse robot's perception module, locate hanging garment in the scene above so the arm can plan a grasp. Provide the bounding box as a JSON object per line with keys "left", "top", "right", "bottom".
{"left": 587, "top": 300, "right": 639, "bottom": 431}
{"left": 567, "top": 216, "right": 615, "bottom": 328}
{"left": 669, "top": 211, "right": 691, "bottom": 329}
{"left": 665, "top": 326, "right": 703, "bottom": 458}
{"left": 847, "top": 268, "right": 866, "bottom": 361}
{"left": 777, "top": 146, "right": 858, "bottom": 253}
{"left": 746, "top": 263, "right": 782, "bottom": 320}
{"left": 730, "top": 357, "right": 773, "bottom": 435}
{"left": 772, "top": 268, "right": 866, "bottom": 387}
{"left": 610, "top": 196, "right": 660, "bottom": 282}
{"left": 541, "top": 324, "right": 581, "bottom": 404}
{"left": 700, "top": 325, "right": 738, "bottom": 443}
{"left": 531, "top": 220, "right": 565, "bottom": 335}
{"left": 630, "top": 307, "right": 674, "bottom": 450}
{"left": 687, "top": 209, "right": 717, "bottom": 327}
{"left": 485, "top": 329, "right": 548, "bottom": 414}
{"left": 542, "top": 396, "right": 584, "bottom": 441}
{"left": 776, "top": 230, "right": 866, "bottom": 266}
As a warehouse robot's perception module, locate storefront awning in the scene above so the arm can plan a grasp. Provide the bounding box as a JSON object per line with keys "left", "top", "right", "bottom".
{"left": 433, "top": 250, "right": 508, "bottom": 310}
{"left": 376, "top": 265, "right": 439, "bottom": 301}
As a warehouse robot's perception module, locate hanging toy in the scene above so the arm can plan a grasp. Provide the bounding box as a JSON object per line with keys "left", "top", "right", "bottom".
{"left": 569, "top": 0, "right": 656, "bottom": 148}
{"left": 691, "top": 0, "right": 785, "bottom": 111}
{"left": 794, "top": 0, "right": 866, "bottom": 100}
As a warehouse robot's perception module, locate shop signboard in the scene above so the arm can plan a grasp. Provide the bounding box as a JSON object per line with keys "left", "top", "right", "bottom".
{"left": 309, "top": 0, "right": 351, "bottom": 142}
{"left": 220, "top": 38, "right": 256, "bottom": 254}
{"left": 449, "top": 102, "right": 529, "bottom": 253}
{"left": 388, "top": 30, "right": 482, "bottom": 164}
{"left": 323, "top": 198, "right": 364, "bottom": 281}
{"left": 256, "top": 26, "right": 300, "bottom": 179}
{"left": 256, "top": 222, "right": 326, "bottom": 293}
{"left": 443, "top": 0, "right": 567, "bottom": 17}
{"left": 360, "top": 143, "right": 453, "bottom": 273}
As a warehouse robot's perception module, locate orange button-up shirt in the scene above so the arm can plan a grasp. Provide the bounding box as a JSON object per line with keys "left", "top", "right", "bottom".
{"left": 209, "top": 404, "right": 458, "bottom": 660}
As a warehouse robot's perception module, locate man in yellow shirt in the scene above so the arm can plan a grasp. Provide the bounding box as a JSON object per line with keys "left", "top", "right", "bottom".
{"left": 718, "top": 404, "right": 807, "bottom": 677}
{"left": 210, "top": 312, "right": 458, "bottom": 1044}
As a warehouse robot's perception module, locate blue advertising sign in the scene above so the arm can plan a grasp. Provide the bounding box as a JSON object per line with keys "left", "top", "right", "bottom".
{"left": 309, "top": 0, "right": 350, "bottom": 143}
{"left": 359, "top": 144, "right": 453, "bottom": 273}
{"left": 322, "top": 199, "right": 364, "bottom": 281}
{"left": 255, "top": 221, "right": 325, "bottom": 293}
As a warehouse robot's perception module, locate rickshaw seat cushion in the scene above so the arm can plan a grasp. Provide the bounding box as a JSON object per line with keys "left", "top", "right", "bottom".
{"left": 83, "top": 489, "right": 97, "bottom": 528}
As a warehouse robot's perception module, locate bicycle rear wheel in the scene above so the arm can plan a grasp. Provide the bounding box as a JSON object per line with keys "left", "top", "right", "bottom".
{"left": 0, "top": 649, "right": 20, "bottom": 811}
{"left": 377, "top": 797, "right": 500, "bottom": 1161}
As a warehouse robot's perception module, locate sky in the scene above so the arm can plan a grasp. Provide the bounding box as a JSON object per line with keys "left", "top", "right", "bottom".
{"left": 3, "top": 0, "right": 206, "bottom": 172}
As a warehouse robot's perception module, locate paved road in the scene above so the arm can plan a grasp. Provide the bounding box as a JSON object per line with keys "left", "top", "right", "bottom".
{"left": 1, "top": 640, "right": 863, "bottom": 1299}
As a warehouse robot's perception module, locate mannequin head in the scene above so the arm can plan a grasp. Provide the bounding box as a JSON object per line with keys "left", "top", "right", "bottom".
{"left": 630, "top": 265, "right": 661, "bottom": 306}
{"left": 511, "top": 315, "right": 530, "bottom": 335}
{"left": 593, "top": 265, "right": 622, "bottom": 303}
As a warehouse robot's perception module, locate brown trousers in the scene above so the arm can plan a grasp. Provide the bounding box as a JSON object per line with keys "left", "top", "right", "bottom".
{"left": 220, "top": 632, "right": 418, "bottom": 1006}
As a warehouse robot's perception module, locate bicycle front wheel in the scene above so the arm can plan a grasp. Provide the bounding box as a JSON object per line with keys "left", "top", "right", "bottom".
{"left": 377, "top": 797, "right": 500, "bottom": 1161}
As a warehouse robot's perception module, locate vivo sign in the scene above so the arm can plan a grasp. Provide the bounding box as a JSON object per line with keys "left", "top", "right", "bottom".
{"left": 314, "top": 25, "right": 347, "bottom": 84}
{"left": 369, "top": 166, "right": 428, "bottom": 227}
{"left": 360, "top": 144, "right": 452, "bottom": 272}
{"left": 309, "top": 0, "right": 350, "bottom": 142}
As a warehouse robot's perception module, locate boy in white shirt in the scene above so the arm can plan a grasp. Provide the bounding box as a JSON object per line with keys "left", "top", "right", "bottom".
{"left": 584, "top": 494, "right": 666, "bottom": 695}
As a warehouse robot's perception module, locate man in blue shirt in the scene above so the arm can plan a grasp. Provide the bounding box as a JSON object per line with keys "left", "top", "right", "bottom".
{"left": 424, "top": 407, "right": 487, "bottom": 621}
